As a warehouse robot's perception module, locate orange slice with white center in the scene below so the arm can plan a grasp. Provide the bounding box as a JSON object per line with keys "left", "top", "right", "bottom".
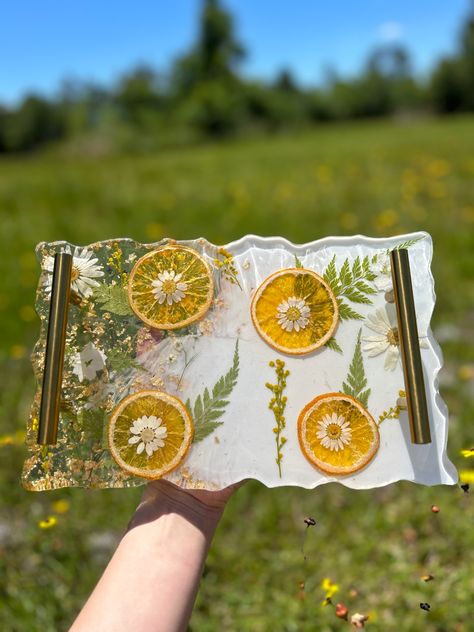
{"left": 298, "top": 392, "right": 379, "bottom": 475}
{"left": 128, "top": 244, "right": 214, "bottom": 329}
{"left": 108, "top": 390, "right": 193, "bottom": 479}
{"left": 251, "top": 268, "right": 338, "bottom": 355}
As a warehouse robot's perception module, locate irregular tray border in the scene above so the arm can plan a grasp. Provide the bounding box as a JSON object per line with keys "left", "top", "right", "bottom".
{"left": 24, "top": 231, "right": 458, "bottom": 491}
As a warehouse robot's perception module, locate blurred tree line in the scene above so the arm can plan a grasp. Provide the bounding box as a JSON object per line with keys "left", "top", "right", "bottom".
{"left": 1, "top": 0, "right": 474, "bottom": 154}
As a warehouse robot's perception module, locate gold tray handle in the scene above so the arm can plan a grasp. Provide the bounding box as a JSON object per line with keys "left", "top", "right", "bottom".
{"left": 390, "top": 248, "right": 431, "bottom": 444}
{"left": 37, "top": 252, "right": 72, "bottom": 445}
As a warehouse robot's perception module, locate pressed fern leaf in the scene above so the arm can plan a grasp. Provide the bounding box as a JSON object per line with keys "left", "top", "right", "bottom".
{"left": 390, "top": 237, "right": 423, "bottom": 251}
{"left": 323, "top": 254, "right": 377, "bottom": 321}
{"left": 342, "top": 329, "right": 371, "bottom": 408}
{"left": 107, "top": 348, "right": 144, "bottom": 372}
{"left": 325, "top": 337, "right": 343, "bottom": 353}
{"left": 93, "top": 284, "right": 133, "bottom": 316}
{"left": 187, "top": 340, "right": 240, "bottom": 443}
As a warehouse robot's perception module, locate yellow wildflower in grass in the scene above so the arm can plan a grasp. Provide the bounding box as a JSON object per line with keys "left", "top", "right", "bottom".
{"left": 425, "top": 159, "right": 451, "bottom": 179}
{"left": 10, "top": 345, "right": 26, "bottom": 359}
{"left": 427, "top": 182, "right": 447, "bottom": 199}
{"left": 373, "top": 209, "right": 398, "bottom": 232}
{"left": 461, "top": 206, "right": 474, "bottom": 223}
{"left": 146, "top": 222, "right": 165, "bottom": 240}
{"left": 38, "top": 516, "right": 57, "bottom": 529}
{"left": 460, "top": 449, "right": 474, "bottom": 458}
{"left": 0, "top": 430, "right": 26, "bottom": 446}
{"left": 339, "top": 212, "right": 358, "bottom": 231}
{"left": 459, "top": 470, "right": 474, "bottom": 484}
{"left": 19, "top": 305, "right": 36, "bottom": 322}
{"left": 458, "top": 364, "right": 474, "bottom": 381}
{"left": 52, "top": 499, "right": 70, "bottom": 514}
{"left": 321, "top": 577, "right": 340, "bottom": 605}
{"left": 313, "top": 164, "right": 333, "bottom": 184}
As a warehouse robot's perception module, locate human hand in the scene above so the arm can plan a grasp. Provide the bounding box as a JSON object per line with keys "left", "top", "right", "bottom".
{"left": 127, "top": 478, "right": 245, "bottom": 534}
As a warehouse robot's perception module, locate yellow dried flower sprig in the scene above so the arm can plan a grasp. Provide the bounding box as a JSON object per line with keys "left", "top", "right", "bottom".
{"left": 266, "top": 359, "right": 290, "bottom": 478}
{"left": 107, "top": 242, "right": 128, "bottom": 285}
{"left": 378, "top": 390, "right": 406, "bottom": 424}
{"left": 214, "top": 247, "right": 242, "bottom": 290}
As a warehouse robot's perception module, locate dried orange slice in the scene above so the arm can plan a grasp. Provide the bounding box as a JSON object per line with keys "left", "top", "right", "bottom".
{"left": 128, "top": 244, "right": 214, "bottom": 329}
{"left": 298, "top": 393, "right": 379, "bottom": 475}
{"left": 108, "top": 390, "right": 193, "bottom": 479}
{"left": 251, "top": 268, "right": 338, "bottom": 355}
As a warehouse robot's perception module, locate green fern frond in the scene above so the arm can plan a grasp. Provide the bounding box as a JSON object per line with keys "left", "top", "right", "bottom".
{"left": 342, "top": 329, "right": 371, "bottom": 407}
{"left": 187, "top": 340, "right": 239, "bottom": 443}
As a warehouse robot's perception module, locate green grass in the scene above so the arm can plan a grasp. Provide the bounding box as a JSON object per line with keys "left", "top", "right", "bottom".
{"left": 1, "top": 116, "right": 473, "bottom": 631}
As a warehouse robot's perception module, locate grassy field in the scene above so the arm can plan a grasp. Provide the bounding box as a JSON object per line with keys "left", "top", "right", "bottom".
{"left": 0, "top": 116, "right": 473, "bottom": 631}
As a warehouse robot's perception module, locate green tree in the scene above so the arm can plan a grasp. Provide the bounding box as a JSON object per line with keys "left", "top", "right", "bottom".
{"left": 2, "top": 94, "right": 66, "bottom": 152}
{"left": 173, "top": 0, "right": 245, "bottom": 94}
{"left": 459, "top": 9, "right": 474, "bottom": 109}
{"left": 115, "top": 66, "right": 163, "bottom": 127}
{"left": 172, "top": 0, "right": 246, "bottom": 136}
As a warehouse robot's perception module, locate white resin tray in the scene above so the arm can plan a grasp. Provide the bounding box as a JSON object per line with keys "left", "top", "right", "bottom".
{"left": 22, "top": 232, "right": 458, "bottom": 491}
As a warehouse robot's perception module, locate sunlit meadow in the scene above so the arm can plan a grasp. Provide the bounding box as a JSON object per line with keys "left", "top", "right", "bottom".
{"left": 1, "top": 116, "right": 473, "bottom": 631}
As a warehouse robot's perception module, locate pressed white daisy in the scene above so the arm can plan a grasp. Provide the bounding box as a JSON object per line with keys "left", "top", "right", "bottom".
{"left": 362, "top": 306, "right": 428, "bottom": 371}
{"left": 316, "top": 413, "right": 352, "bottom": 451}
{"left": 71, "top": 342, "right": 106, "bottom": 382}
{"left": 151, "top": 270, "right": 188, "bottom": 305}
{"left": 372, "top": 252, "right": 392, "bottom": 291}
{"left": 128, "top": 415, "right": 168, "bottom": 457}
{"left": 44, "top": 246, "right": 104, "bottom": 298}
{"left": 276, "top": 296, "right": 311, "bottom": 332}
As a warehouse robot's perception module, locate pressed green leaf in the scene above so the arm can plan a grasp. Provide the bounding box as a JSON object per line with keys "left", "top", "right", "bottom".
{"left": 352, "top": 256, "right": 362, "bottom": 279}
{"left": 338, "top": 300, "right": 364, "bottom": 321}
{"left": 323, "top": 255, "right": 338, "bottom": 289}
{"left": 107, "top": 348, "right": 143, "bottom": 372}
{"left": 324, "top": 254, "right": 376, "bottom": 312}
{"left": 342, "top": 330, "right": 371, "bottom": 407}
{"left": 355, "top": 280, "right": 377, "bottom": 295}
{"left": 325, "top": 337, "right": 343, "bottom": 353}
{"left": 189, "top": 340, "right": 240, "bottom": 443}
{"left": 93, "top": 284, "right": 133, "bottom": 316}
{"left": 79, "top": 408, "right": 106, "bottom": 444}
{"left": 391, "top": 237, "right": 423, "bottom": 251}
{"left": 294, "top": 255, "right": 304, "bottom": 268}
{"left": 339, "top": 259, "right": 352, "bottom": 286}
{"left": 343, "top": 288, "right": 372, "bottom": 304}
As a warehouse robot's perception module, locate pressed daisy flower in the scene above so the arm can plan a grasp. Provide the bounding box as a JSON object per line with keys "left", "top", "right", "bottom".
{"left": 44, "top": 246, "right": 104, "bottom": 298}
{"left": 276, "top": 296, "right": 311, "bottom": 333}
{"left": 372, "top": 252, "right": 392, "bottom": 291}
{"left": 128, "top": 415, "right": 168, "bottom": 457}
{"left": 460, "top": 448, "right": 474, "bottom": 458}
{"left": 71, "top": 342, "right": 106, "bottom": 382}
{"left": 316, "top": 412, "right": 352, "bottom": 451}
{"left": 151, "top": 270, "right": 188, "bottom": 305}
{"left": 362, "top": 306, "right": 428, "bottom": 371}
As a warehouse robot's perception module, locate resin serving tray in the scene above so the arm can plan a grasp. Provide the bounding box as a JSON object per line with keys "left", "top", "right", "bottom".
{"left": 22, "top": 232, "right": 457, "bottom": 491}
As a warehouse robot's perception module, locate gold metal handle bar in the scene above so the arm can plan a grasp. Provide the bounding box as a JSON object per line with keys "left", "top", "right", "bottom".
{"left": 37, "top": 252, "right": 72, "bottom": 445}
{"left": 390, "top": 248, "right": 431, "bottom": 444}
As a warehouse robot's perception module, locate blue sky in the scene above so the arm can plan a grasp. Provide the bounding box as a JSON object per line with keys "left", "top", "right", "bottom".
{"left": 1, "top": 0, "right": 471, "bottom": 105}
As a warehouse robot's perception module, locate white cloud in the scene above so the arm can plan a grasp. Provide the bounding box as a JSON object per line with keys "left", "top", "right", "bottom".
{"left": 378, "top": 21, "right": 404, "bottom": 43}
